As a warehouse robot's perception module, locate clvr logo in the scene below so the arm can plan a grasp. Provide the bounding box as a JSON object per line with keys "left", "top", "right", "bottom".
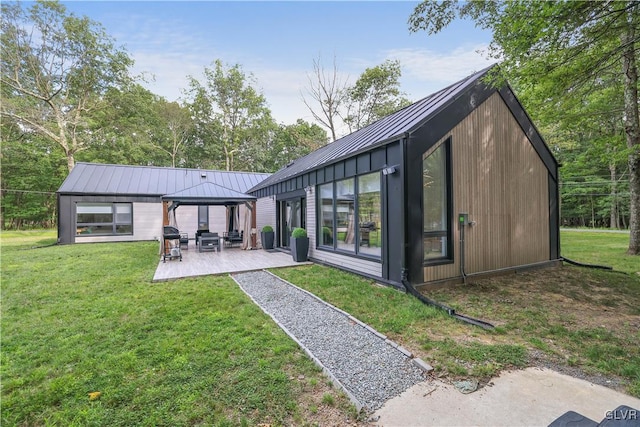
{"left": 605, "top": 407, "right": 637, "bottom": 421}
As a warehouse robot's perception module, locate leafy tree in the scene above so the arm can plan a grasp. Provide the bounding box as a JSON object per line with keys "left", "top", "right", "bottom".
{"left": 1, "top": 119, "right": 66, "bottom": 229}
{"left": 150, "top": 100, "right": 194, "bottom": 168}
{"left": 409, "top": 0, "right": 640, "bottom": 254}
{"left": 342, "top": 60, "right": 411, "bottom": 132}
{"left": 268, "top": 120, "right": 328, "bottom": 171}
{"left": 1, "top": 0, "right": 133, "bottom": 172}
{"left": 186, "top": 60, "right": 275, "bottom": 171}
{"left": 84, "top": 84, "right": 161, "bottom": 166}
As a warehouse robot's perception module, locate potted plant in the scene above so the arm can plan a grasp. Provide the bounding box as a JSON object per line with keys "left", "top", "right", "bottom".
{"left": 290, "top": 227, "right": 309, "bottom": 262}
{"left": 261, "top": 225, "right": 275, "bottom": 250}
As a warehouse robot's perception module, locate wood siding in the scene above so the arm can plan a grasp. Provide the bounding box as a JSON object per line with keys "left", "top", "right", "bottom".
{"left": 424, "top": 92, "right": 550, "bottom": 282}
{"left": 307, "top": 187, "right": 383, "bottom": 278}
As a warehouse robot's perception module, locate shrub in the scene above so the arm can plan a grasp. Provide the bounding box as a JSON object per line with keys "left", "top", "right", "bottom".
{"left": 261, "top": 225, "right": 273, "bottom": 233}
{"left": 291, "top": 227, "right": 307, "bottom": 238}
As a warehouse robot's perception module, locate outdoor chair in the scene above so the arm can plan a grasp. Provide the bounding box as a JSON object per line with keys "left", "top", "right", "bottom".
{"left": 179, "top": 233, "right": 189, "bottom": 250}
{"left": 223, "top": 230, "right": 243, "bottom": 248}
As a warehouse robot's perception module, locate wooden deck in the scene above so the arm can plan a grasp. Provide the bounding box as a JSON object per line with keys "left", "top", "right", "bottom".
{"left": 152, "top": 246, "right": 310, "bottom": 282}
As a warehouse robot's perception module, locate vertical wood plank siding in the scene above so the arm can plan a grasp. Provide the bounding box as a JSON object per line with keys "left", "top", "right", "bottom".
{"left": 424, "top": 93, "right": 550, "bottom": 282}
{"left": 307, "top": 188, "right": 383, "bottom": 277}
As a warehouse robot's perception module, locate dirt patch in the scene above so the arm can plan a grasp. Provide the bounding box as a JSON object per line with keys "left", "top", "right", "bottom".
{"left": 414, "top": 265, "right": 640, "bottom": 396}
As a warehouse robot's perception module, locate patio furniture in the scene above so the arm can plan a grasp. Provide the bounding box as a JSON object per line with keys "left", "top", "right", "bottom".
{"left": 223, "top": 230, "right": 243, "bottom": 248}
{"left": 162, "top": 226, "right": 182, "bottom": 262}
{"left": 179, "top": 233, "right": 189, "bottom": 250}
{"left": 195, "top": 229, "right": 209, "bottom": 246}
{"left": 199, "top": 232, "right": 220, "bottom": 252}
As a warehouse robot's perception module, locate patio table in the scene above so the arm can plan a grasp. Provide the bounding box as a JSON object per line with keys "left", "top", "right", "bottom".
{"left": 198, "top": 234, "right": 220, "bottom": 252}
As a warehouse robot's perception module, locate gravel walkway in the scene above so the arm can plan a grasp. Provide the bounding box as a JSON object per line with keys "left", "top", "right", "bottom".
{"left": 232, "top": 270, "right": 426, "bottom": 411}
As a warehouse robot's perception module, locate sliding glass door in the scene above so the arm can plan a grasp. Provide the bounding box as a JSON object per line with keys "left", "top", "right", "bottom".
{"left": 279, "top": 198, "right": 306, "bottom": 248}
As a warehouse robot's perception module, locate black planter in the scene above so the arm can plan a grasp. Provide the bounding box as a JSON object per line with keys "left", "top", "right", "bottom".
{"left": 290, "top": 236, "right": 309, "bottom": 262}
{"left": 261, "top": 231, "right": 275, "bottom": 250}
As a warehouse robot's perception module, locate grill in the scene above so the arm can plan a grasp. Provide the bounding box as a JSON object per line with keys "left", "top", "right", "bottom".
{"left": 163, "top": 226, "right": 180, "bottom": 240}
{"left": 162, "top": 226, "right": 182, "bottom": 262}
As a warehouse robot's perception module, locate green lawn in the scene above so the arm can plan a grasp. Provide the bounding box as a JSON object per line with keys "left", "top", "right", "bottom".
{"left": 1, "top": 231, "right": 357, "bottom": 426}
{"left": 275, "top": 229, "right": 640, "bottom": 398}
{"left": 2, "top": 228, "right": 638, "bottom": 426}
{"left": 560, "top": 229, "right": 638, "bottom": 274}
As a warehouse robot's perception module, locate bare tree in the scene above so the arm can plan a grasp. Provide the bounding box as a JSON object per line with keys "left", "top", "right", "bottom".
{"left": 301, "top": 55, "right": 348, "bottom": 142}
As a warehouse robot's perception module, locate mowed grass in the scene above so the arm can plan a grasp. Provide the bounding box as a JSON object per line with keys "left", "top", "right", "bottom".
{"left": 274, "top": 230, "right": 640, "bottom": 398}
{"left": 560, "top": 229, "right": 638, "bottom": 274}
{"left": 1, "top": 231, "right": 356, "bottom": 426}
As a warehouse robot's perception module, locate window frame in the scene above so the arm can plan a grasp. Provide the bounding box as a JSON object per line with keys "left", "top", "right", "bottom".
{"left": 422, "top": 138, "right": 453, "bottom": 265}
{"left": 316, "top": 172, "right": 382, "bottom": 261}
{"left": 76, "top": 202, "right": 134, "bottom": 236}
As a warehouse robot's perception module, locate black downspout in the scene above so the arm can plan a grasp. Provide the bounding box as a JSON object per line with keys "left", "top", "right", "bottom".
{"left": 399, "top": 134, "right": 494, "bottom": 330}
{"left": 400, "top": 133, "right": 410, "bottom": 289}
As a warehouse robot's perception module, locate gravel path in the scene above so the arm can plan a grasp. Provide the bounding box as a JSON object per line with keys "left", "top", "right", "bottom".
{"left": 232, "top": 270, "right": 425, "bottom": 411}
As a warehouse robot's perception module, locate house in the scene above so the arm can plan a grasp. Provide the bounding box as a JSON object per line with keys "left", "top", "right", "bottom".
{"left": 57, "top": 163, "right": 270, "bottom": 244}
{"left": 248, "top": 65, "right": 560, "bottom": 287}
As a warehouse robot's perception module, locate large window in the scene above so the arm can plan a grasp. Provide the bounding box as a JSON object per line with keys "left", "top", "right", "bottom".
{"left": 336, "top": 178, "right": 355, "bottom": 252}
{"left": 76, "top": 203, "right": 133, "bottom": 236}
{"left": 317, "top": 172, "right": 382, "bottom": 259}
{"left": 358, "top": 173, "right": 382, "bottom": 257}
{"left": 319, "top": 183, "right": 334, "bottom": 246}
{"left": 423, "top": 141, "right": 451, "bottom": 262}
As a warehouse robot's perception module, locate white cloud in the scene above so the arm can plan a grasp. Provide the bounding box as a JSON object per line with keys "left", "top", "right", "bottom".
{"left": 383, "top": 44, "right": 495, "bottom": 99}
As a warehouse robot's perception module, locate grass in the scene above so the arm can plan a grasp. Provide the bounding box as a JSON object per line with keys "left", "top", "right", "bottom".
{"left": 560, "top": 229, "right": 638, "bottom": 274}
{"left": 3, "top": 228, "right": 638, "bottom": 425}
{"left": 274, "top": 265, "right": 529, "bottom": 381}
{"left": 1, "top": 231, "right": 359, "bottom": 426}
{"left": 274, "top": 229, "right": 640, "bottom": 398}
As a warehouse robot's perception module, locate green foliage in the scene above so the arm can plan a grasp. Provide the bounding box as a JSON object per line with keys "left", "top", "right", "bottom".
{"left": 343, "top": 59, "right": 411, "bottom": 132}
{"left": 0, "top": 0, "right": 134, "bottom": 172}
{"left": 1, "top": 122, "right": 67, "bottom": 229}
{"left": 186, "top": 59, "right": 276, "bottom": 172}
{"left": 409, "top": 0, "right": 640, "bottom": 254}
{"left": 261, "top": 225, "right": 274, "bottom": 233}
{"left": 291, "top": 227, "right": 307, "bottom": 238}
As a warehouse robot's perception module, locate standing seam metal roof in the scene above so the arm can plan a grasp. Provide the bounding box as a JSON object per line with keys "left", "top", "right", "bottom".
{"left": 249, "top": 65, "right": 495, "bottom": 192}
{"left": 57, "top": 163, "right": 270, "bottom": 196}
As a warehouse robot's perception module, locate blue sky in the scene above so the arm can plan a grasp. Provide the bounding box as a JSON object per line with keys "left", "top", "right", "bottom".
{"left": 61, "top": 1, "right": 494, "bottom": 128}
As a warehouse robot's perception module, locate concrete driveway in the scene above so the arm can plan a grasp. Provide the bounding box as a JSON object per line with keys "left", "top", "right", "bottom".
{"left": 373, "top": 367, "right": 640, "bottom": 426}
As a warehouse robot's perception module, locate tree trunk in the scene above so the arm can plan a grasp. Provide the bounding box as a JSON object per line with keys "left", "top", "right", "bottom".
{"left": 610, "top": 163, "right": 620, "bottom": 229}
{"left": 622, "top": 10, "right": 640, "bottom": 254}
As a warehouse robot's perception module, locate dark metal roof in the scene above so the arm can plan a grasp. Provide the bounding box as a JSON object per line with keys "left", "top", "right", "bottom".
{"left": 58, "top": 162, "right": 270, "bottom": 196}
{"left": 162, "top": 182, "right": 256, "bottom": 204}
{"left": 249, "top": 65, "right": 495, "bottom": 192}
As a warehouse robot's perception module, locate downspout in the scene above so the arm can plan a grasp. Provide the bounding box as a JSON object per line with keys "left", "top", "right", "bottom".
{"left": 400, "top": 133, "right": 494, "bottom": 330}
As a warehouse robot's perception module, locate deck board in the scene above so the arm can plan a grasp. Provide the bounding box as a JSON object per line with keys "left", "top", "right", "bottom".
{"left": 152, "top": 246, "right": 309, "bottom": 281}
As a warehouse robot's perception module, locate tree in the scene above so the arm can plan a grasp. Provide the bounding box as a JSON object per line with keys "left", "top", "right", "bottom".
{"left": 152, "top": 100, "right": 194, "bottom": 168}
{"left": 342, "top": 60, "right": 411, "bottom": 132}
{"left": 302, "top": 55, "right": 348, "bottom": 142}
{"left": 268, "top": 120, "right": 328, "bottom": 171}
{"left": 1, "top": 119, "right": 66, "bottom": 229}
{"left": 1, "top": 0, "right": 133, "bottom": 172}
{"left": 409, "top": 0, "right": 640, "bottom": 254}
{"left": 186, "top": 60, "right": 274, "bottom": 171}
{"left": 86, "top": 83, "right": 161, "bottom": 166}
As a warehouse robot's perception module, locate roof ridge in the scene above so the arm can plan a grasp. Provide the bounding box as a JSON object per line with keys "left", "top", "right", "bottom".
{"left": 74, "top": 162, "right": 271, "bottom": 176}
